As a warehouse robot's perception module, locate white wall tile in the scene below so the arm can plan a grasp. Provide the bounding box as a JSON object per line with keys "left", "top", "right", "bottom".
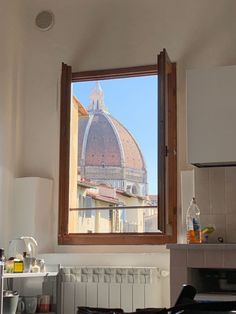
{"left": 225, "top": 167, "right": 236, "bottom": 214}
{"left": 192, "top": 168, "right": 227, "bottom": 243}
{"left": 181, "top": 170, "right": 195, "bottom": 242}
{"left": 194, "top": 168, "right": 210, "bottom": 214}
{"left": 201, "top": 214, "right": 226, "bottom": 243}
{"left": 200, "top": 214, "right": 211, "bottom": 229}
{"left": 184, "top": 167, "right": 236, "bottom": 244}
{"left": 226, "top": 214, "right": 236, "bottom": 243}
{"left": 209, "top": 168, "right": 226, "bottom": 214}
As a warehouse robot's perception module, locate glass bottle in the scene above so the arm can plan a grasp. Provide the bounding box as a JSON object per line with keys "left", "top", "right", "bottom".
{"left": 0, "top": 248, "right": 5, "bottom": 262}
{"left": 186, "top": 197, "right": 202, "bottom": 244}
{"left": 0, "top": 248, "right": 6, "bottom": 271}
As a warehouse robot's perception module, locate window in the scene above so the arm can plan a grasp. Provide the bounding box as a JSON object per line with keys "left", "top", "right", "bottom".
{"left": 58, "top": 49, "right": 177, "bottom": 245}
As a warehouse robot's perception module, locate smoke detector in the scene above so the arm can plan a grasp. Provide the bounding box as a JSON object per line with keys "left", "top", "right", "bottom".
{"left": 35, "top": 10, "right": 55, "bottom": 31}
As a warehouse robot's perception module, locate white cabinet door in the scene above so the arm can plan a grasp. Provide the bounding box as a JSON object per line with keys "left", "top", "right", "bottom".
{"left": 187, "top": 65, "right": 236, "bottom": 166}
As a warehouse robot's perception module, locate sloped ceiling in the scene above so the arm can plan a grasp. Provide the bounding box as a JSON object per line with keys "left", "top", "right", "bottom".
{"left": 24, "top": 0, "right": 236, "bottom": 70}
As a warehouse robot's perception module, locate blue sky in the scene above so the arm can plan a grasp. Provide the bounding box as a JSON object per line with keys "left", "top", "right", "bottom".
{"left": 72, "top": 75, "right": 158, "bottom": 195}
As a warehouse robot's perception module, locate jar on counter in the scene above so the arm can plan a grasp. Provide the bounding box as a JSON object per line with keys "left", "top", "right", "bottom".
{"left": 36, "top": 259, "right": 45, "bottom": 272}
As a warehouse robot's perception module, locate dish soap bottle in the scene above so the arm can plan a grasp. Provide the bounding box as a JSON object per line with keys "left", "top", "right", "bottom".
{"left": 186, "top": 197, "right": 202, "bottom": 244}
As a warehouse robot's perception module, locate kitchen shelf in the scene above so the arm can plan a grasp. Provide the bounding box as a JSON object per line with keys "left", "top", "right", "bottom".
{"left": 3, "top": 271, "right": 58, "bottom": 278}
{"left": 0, "top": 264, "right": 58, "bottom": 314}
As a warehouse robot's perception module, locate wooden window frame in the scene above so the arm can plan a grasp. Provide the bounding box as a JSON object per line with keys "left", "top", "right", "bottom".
{"left": 58, "top": 49, "right": 177, "bottom": 245}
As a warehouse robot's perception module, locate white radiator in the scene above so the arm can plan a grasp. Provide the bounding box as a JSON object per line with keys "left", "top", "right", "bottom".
{"left": 59, "top": 267, "right": 168, "bottom": 314}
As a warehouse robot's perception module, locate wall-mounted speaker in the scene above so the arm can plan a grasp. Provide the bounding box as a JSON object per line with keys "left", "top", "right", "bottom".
{"left": 35, "top": 10, "right": 55, "bottom": 31}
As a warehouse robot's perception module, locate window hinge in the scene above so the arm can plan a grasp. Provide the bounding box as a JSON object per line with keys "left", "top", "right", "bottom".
{"left": 165, "top": 146, "right": 168, "bottom": 157}
{"left": 165, "top": 146, "right": 177, "bottom": 156}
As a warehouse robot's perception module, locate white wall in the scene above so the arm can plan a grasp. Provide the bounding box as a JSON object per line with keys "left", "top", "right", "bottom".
{"left": 16, "top": 0, "right": 180, "bottom": 253}
{"left": 2, "top": 0, "right": 236, "bottom": 253}
{"left": 0, "top": 1, "right": 27, "bottom": 249}
{"left": 2, "top": 0, "right": 236, "bottom": 306}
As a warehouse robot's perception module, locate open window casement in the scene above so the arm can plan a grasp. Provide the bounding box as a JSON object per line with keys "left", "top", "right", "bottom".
{"left": 58, "top": 49, "right": 177, "bottom": 245}
{"left": 158, "top": 49, "right": 177, "bottom": 237}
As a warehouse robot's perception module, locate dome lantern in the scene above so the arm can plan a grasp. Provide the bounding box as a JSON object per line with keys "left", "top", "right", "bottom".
{"left": 87, "top": 82, "right": 108, "bottom": 113}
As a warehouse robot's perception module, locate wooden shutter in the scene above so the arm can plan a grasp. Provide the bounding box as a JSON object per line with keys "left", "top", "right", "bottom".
{"left": 158, "top": 49, "right": 177, "bottom": 237}
{"left": 58, "top": 62, "right": 72, "bottom": 241}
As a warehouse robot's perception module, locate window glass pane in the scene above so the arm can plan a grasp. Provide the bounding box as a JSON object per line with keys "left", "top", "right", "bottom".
{"left": 69, "top": 76, "right": 158, "bottom": 233}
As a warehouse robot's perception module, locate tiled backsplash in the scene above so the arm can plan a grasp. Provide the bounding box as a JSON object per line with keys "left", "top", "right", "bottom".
{"left": 195, "top": 167, "right": 236, "bottom": 243}
{"left": 194, "top": 167, "right": 236, "bottom": 243}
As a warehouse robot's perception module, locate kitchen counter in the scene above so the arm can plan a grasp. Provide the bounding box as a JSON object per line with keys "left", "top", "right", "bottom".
{"left": 167, "top": 243, "right": 236, "bottom": 305}
{"left": 167, "top": 243, "right": 236, "bottom": 250}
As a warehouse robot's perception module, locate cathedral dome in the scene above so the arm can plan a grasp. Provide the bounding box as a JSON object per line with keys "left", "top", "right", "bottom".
{"left": 78, "top": 82, "right": 147, "bottom": 196}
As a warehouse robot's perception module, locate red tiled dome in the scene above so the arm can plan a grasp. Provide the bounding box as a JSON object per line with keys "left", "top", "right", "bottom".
{"left": 79, "top": 112, "right": 145, "bottom": 170}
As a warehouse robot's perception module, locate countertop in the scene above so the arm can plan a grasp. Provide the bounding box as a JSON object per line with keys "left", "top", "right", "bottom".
{"left": 166, "top": 243, "right": 236, "bottom": 250}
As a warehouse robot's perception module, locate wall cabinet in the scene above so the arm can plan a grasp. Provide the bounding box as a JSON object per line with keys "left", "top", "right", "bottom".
{"left": 187, "top": 65, "right": 236, "bottom": 167}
